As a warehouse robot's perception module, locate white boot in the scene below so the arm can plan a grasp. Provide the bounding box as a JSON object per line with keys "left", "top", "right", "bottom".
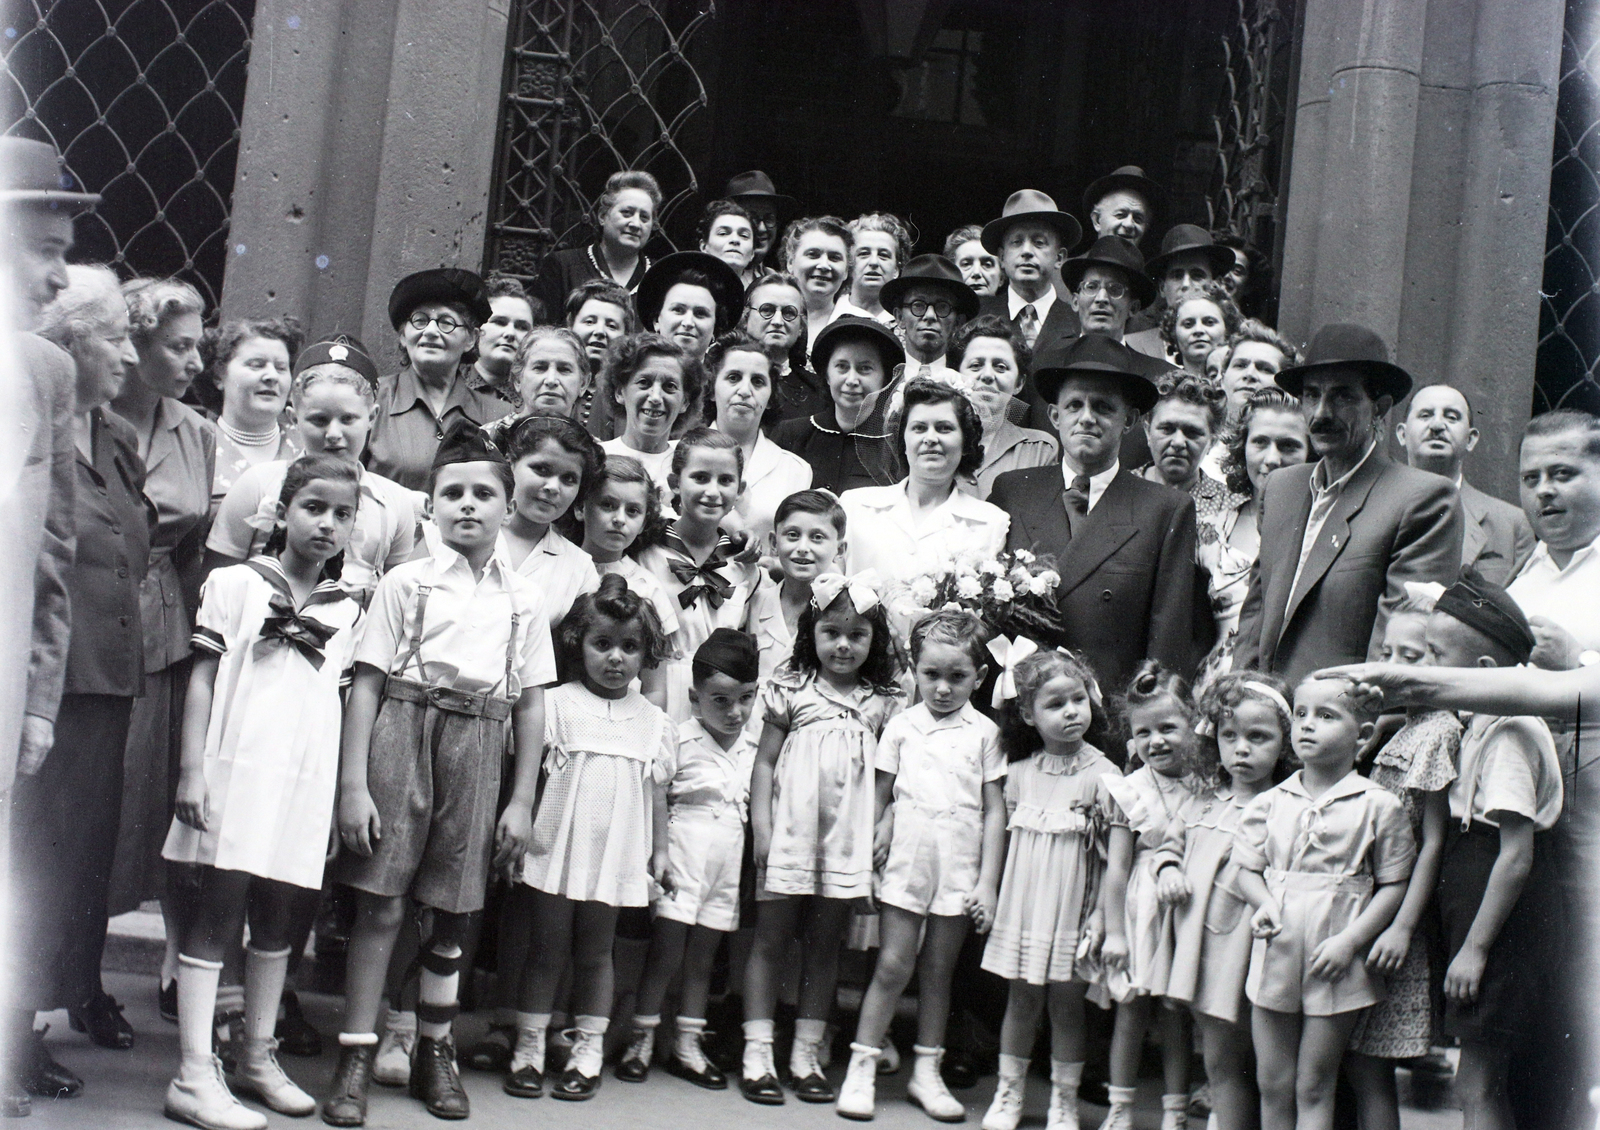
{"left": 981, "top": 1054, "right": 1028, "bottom": 1130}
{"left": 908, "top": 1046, "right": 965, "bottom": 1122}
{"left": 1161, "top": 1092, "right": 1190, "bottom": 1130}
{"left": 372, "top": 1009, "right": 414, "bottom": 1086}
{"left": 836, "top": 1042, "right": 881, "bottom": 1120}
{"left": 233, "top": 1037, "right": 315, "bottom": 1116}
{"left": 1097, "top": 1084, "right": 1137, "bottom": 1130}
{"left": 165, "top": 1055, "right": 268, "bottom": 1130}
{"left": 1047, "top": 1060, "right": 1083, "bottom": 1130}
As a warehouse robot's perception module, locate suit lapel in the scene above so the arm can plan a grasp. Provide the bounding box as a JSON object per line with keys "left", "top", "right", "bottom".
{"left": 1013, "top": 467, "right": 1073, "bottom": 555}
{"left": 1459, "top": 483, "right": 1489, "bottom": 566}
{"left": 1281, "top": 453, "right": 1386, "bottom": 633}
{"left": 1056, "top": 470, "right": 1140, "bottom": 596}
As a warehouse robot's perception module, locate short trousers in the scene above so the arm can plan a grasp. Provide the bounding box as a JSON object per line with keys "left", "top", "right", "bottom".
{"left": 655, "top": 806, "right": 744, "bottom": 931}
{"left": 332, "top": 680, "right": 507, "bottom": 914}
{"left": 1246, "top": 868, "right": 1380, "bottom": 1017}
{"left": 877, "top": 803, "right": 982, "bottom": 918}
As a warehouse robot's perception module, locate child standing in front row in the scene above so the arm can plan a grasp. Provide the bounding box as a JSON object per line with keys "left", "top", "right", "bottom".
{"left": 747, "top": 489, "right": 849, "bottom": 688}
{"left": 617, "top": 628, "right": 762, "bottom": 1089}
{"left": 1233, "top": 676, "right": 1415, "bottom": 1130}
{"left": 836, "top": 610, "right": 1007, "bottom": 1122}
{"left": 507, "top": 574, "right": 677, "bottom": 1102}
{"left": 742, "top": 572, "right": 902, "bottom": 1107}
{"left": 162, "top": 456, "right": 363, "bottom": 1130}
{"left": 323, "top": 422, "right": 555, "bottom": 1127}
{"left": 981, "top": 649, "right": 1122, "bottom": 1130}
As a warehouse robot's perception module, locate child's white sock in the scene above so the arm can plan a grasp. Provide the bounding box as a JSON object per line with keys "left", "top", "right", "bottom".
{"left": 1107, "top": 1084, "right": 1137, "bottom": 1107}
{"left": 511, "top": 1012, "right": 551, "bottom": 1073}
{"left": 791, "top": 1016, "right": 827, "bottom": 1077}
{"left": 243, "top": 946, "right": 292, "bottom": 1044}
{"left": 417, "top": 945, "right": 461, "bottom": 1041}
{"left": 177, "top": 954, "right": 223, "bottom": 1082}
{"left": 1161, "top": 1091, "right": 1190, "bottom": 1130}
{"left": 742, "top": 1019, "right": 775, "bottom": 1080}
{"left": 997, "top": 1052, "right": 1030, "bottom": 1081}
{"left": 674, "top": 1016, "right": 708, "bottom": 1070}
{"left": 571, "top": 1015, "right": 608, "bottom": 1077}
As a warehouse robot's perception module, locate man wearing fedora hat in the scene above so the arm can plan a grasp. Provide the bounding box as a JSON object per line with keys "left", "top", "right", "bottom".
{"left": 1234, "top": 323, "right": 1463, "bottom": 685}
{"left": 1083, "top": 165, "right": 1167, "bottom": 249}
{"left": 724, "top": 171, "right": 798, "bottom": 272}
{"left": 881, "top": 253, "right": 979, "bottom": 382}
{"left": 988, "top": 335, "right": 1201, "bottom": 689}
{"left": 1124, "top": 224, "right": 1237, "bottom": 354}
{"left": 976, "top": 190, "right": 1083, "bottom": 358}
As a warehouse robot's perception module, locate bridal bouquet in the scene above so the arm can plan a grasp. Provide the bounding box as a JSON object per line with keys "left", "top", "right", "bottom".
{"left": 888, "top": 548, "right": 1065, "bottom": 641}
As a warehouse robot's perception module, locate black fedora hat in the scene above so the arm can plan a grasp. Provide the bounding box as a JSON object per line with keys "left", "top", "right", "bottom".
{"left": 1145, "top": 224, "right": 1237, "bottom": 281}
{"left": 724, "top": 170, "right": 798, "bottom": 208}
{"left": 980, "top": 190, "right": 1083, "bottom": 254}
{"left": 1274, "top": 323, "right": 1413, "bottom": 402}
{"left": 879, "top": 254, "right": 980, "bottom": 320}
{"left": 1060, "top": 236, "right": 1157, "bottom": 307}
{"left": 810, "top": 314, "right": 906, "bottom": 374}
{"left": 635, "top": 251, "right": 746, "bottom": 331}
{"left": 0, "top": 137, "right": 100, "bottom": 211}
{"left": 388, "top": 268, "right": 492, "bottom": 330}
{"left": 1033, "top": 334, "right": 1160, "bottom": 414}
{"left": 1082, "top": 165, "right": 1167, "bottom": 220}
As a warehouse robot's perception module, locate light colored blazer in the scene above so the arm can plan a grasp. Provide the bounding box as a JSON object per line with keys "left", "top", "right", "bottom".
{"left": 1459, "top": 479, "right": 1535, "bottom": 586}
{"left": 731, "top": 431, "right": 812, "bottom": 547}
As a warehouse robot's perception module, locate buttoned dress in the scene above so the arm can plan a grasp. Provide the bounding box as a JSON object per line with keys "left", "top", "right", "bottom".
{"left": 1234, "top": 771, "right": 1416, "bottom": 1015}
{"left": 1102, "top": 766, "right": 1200, "bottom": 999}
{"left": 656, "top": 718, "right": 756, "bottom": 930}
{"left": 368, "top": 366, "right": 510, "bottom": 491}
{"left": 875, "top": 703, "right": 1005, "bottom": 917}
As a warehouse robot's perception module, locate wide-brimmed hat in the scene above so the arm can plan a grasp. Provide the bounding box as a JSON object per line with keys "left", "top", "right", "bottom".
{"left": 1274, "top": 323, "right": 1413, "bottom": 402}
{"left": 879, "top": 254, "right": 980, "bottom": 320}
{"left": 810, "top": 315, "right": 906, "bottom": 374}
{"left": 1145, "top": 224, "right": 1236, "bottom": 281}
{"left": 388, "top": 268, "right": 492, "bottom": 330}
{"left": 1081, "top": 165, "right": 1167, "bottom": 221}
{"left": 980, "top": 190, "right": 1083, "bottom": 254}
{"left": 1060, "top": 236, "right": 1157, "bottom": 307}
{"left": 1032, "top": 334, "right": 1161, "bottom": 413}
{"left": 0, "top": 137, "right": 101, "bottom": 210}
{"left": 724, "top": 170, "right": 798, "bottom": 209}
{"left": 635, "top": 250, "right": 746, "bottom": 331}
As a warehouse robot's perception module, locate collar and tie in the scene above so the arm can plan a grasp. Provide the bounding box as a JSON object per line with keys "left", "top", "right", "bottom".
{"left": 1063, "top": 473, "right": 1091, "bottom": 538}
{"left": 1017, "top": 303, "right": 1040, "bottom": 347}
{"left": 245, "top": 558, "right": 352, "bottom": 670}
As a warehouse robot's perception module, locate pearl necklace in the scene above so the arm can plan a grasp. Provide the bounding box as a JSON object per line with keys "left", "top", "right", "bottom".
{"left": 218, "top": 417, "right": 281, "bottom": 449}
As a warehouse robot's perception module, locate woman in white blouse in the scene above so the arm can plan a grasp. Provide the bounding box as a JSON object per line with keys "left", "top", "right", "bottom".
{"left": 703, "top": 330, "right": 812, "bottom": 548}
{"left": 840, "top": 379, "right": 1010, "bottom": 625}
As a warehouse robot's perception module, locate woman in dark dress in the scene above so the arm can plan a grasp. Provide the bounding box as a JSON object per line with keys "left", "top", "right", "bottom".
{"left": 533, "top": 170, "right": 661, "bottom": 322}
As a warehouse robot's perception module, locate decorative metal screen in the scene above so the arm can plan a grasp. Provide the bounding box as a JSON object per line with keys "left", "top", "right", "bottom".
{"left": 0, "top": 0, "right": 255, "bottom": 310}
{"left": 1534, "top": 0, "right": 1600, "bottom": 414}
{"left": 486, "top": 0, "right": 715, "bottom": 283}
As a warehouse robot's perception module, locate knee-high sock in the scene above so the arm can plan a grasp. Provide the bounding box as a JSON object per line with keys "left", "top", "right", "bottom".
{"left": 244, "top": 946, "right": 292, "bottom": 1044}
{"left": 178, "top": 954, "right": 224, "bottom": 1080}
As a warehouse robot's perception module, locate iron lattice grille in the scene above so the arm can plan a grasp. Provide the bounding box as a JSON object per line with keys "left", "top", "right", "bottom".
{"left": 1535, "top": 1, "right": 1600, "bottom": 414}
{"left": 1, "top": 0, "right": 254, "bottom": 311}
{"left": 488, "top": 0, "right": 715, "bottom": 283}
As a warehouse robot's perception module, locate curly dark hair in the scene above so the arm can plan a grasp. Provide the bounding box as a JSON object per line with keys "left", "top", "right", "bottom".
{"left": 1211, "top": 232, "right": 1274, "bottom": 319}
{"left": 1191, "top": 671, "right": 1297, "bottom": 792}
{"left": 555, "top": 572, "right": 672, "bottom": 684}
{"left": 947, "top": 313, "right": 1032, "bottom": 376}
{"left": 789, "top": 590, "right": 900, "bottom": 694}
{"left": 998, "top": 648, "right": 1115, "bottom": 762}
{"left": 1152, "top": 372, "right": 1227, "bottom": 433}
{"left": 697, "top": 198, "right": 756, "bottom": 246}
{"left": 599, "top": 332, "right": 705, "bottom": 438}
{"left": 504, "top": 412, "right": 606, "bottom": 508}
{"left": 577, "top": 454, "right": 663, "bottom": 559}
{"left": 1159, "top": 283, "right": 1242, "bottom": 354}
{"left": 893, "top": 378, "right": 985, "bottom": 479}
{"left": 701, "top": 329, "right": 779, "bottom": 428}
{"left": 202, "top": 315, "right": 306, "bottom": 382}
{"left": 1219, "top": 386, "right": 1303, "bottom": 497}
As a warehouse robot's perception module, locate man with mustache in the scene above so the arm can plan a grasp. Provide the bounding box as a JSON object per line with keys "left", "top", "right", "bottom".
{"left": 1234, "top": 324, "right": 1463, "bottom": 684}
{"left": 1398, "top": 383, "right": 1533, "bottom": 585}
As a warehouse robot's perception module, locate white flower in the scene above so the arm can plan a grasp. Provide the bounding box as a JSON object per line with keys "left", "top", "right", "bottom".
{"left": 1030, "top": 570, "right": 1061, "bottom": 595}
{"left": 991, "top": 579, "right": 1015, "bottom": 603}
{"left": 909, "top": 576, "right": 939, "bottom": 606}
{"left": 978, "top": 559, "right": 1003, "bottom": 576}
{"left": 1008, "top": 565, "right": 1030, "bottom": 587}
{"left": 1014, "top": 549, "right": 1036, "bottom": 564}
{"left": 955, "top": 575, "right": 983, "bottom": 600}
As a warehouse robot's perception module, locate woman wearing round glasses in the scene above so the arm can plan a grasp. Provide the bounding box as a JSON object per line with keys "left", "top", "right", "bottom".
{"left": 367, "top": 268, "right": 504, "bottom": 489}
{"left": 743, "top": 271, "right": 827, "bottom": 426}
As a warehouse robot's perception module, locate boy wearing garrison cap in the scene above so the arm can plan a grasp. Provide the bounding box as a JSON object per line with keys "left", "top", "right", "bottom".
{"left": 1423, "top": 573, "right": 1562, "bottom": 1124}
{"left": 323, "top": 421, "right": 554, "bottom": 1125}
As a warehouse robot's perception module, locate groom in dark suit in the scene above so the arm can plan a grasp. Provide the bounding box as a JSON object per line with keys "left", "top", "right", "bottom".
{"left": 988, "top": 335, "right": 1201, "bottom": 689}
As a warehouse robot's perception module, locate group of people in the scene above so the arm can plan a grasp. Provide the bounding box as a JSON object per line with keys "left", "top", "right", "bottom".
{"left": 4, "top": 131, "right": 1597, "bottom": 1130}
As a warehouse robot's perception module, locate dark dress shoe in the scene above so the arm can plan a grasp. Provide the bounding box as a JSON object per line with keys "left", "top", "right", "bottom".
{"left": 665, "top": 1054, "right": 727, "bottom": 1090}
{"left": 20, "top": 1036, "right": 80, "bottom": 1102}
{"left": 409, "top": 1035, "right": 469, "bottom": 1119}
{"left": 465, "top": 1026, "right": 514, "bottom": 1073}
{"left": 550, "top": 1065, "right": 600, "bottom": 1101}
{"left": 739, "top": 1072, "right": 784, "bottom": 1105}
{"left": 940, "top": 1048, "right": 978, "bottom": 1090}
{"left": 159, "top": 980, "right": 178, "bottom": 1025}
{"left": 68, "top": 992, "right": 133, "bottom": 1050}
{"left": 320, "top": 1042, "right": 376, "bottom": 1126}
{"left": 275, "top": 991, "right": 322, "bottom": 1057}
{"left": 790, "top": 1071, "right": 834, "bottom": 1103}
{"left": 502, "top": 1064, "right": 544, "bottom": 1098}
{"left": 613, "top": 1054, "right": 649, "bottom": 1083}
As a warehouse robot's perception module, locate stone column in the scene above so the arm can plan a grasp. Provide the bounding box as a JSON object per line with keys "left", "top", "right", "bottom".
{"left": 219, "top": 0, "right": 512, "bottom": 353}
{"left": 1279, "top": 0, "right": 1564, "bottom": 498}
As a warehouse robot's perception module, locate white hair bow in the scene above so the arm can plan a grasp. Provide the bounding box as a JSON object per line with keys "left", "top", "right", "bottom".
{"left": 811, "top": 570, "right": 883, "bottom": 615}
{"left": 986, "top": 635, "right": 1040, "bottom": 708}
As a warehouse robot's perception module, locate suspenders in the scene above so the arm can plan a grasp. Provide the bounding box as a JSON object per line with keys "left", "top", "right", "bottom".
{"left": 383, "top": 581, "right": 520, "bottom": 721}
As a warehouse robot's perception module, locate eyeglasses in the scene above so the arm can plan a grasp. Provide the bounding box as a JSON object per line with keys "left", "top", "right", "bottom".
{"left": 1076, "top": 280, "right": 1130, "bottom": 300}
{"left": 753, "top": 303, "right": 801, "bottom": 323}
{"left": 407, "top": 312, "right": 466, "bottom": 334}
{"left": 902, "top": 298, "right": 955, "bottom": 318}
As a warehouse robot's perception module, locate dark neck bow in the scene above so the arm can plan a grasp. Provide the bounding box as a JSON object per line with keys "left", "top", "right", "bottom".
{"left": 665, "top": 531, "right": 735, "bottom": 610}
{"left": 247, "top": 558, "right": 349, "bottom": 669}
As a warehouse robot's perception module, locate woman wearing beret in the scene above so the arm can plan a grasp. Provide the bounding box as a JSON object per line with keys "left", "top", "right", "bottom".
{"left": 367, "top": 268, "right": 506, "bottom": 490}
{"left": 10, "top": 265, "right": 152, "bottom": 1102}
{"left": 533, "top": 170, "right": 660, "bottom": 322}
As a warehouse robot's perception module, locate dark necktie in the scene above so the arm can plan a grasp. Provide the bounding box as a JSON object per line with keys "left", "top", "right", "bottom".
{"left": 1018, "top": 303, "right": 1040, "bottom": 348}
{"left": 1063, "top": 473, "right": 1091, "bottom": 539}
